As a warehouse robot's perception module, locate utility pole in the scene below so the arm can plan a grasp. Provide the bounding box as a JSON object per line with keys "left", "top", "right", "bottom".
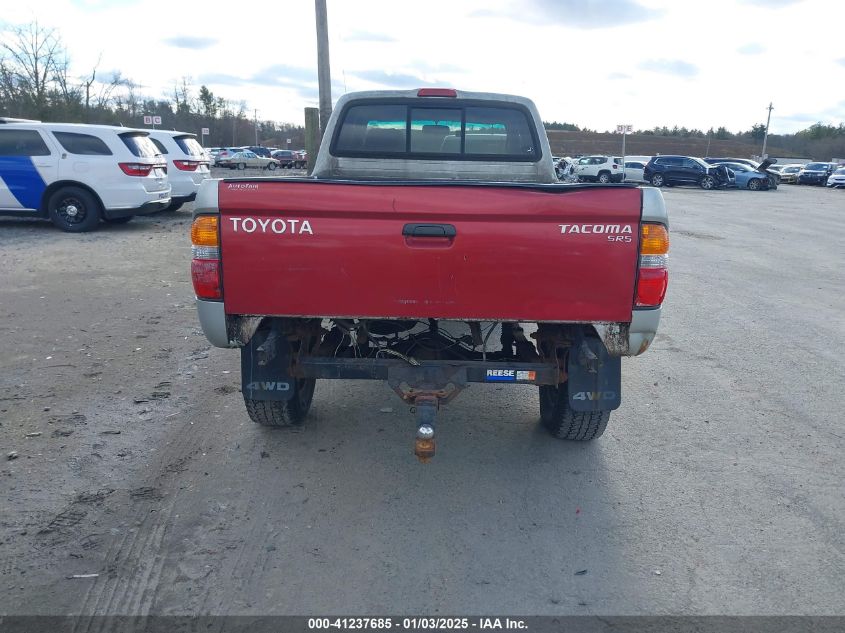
{"left": 761, "top": 102, "right": 774, "bottom": 158}
{"left": 315, "top": 0, "right": 332, "bottom": 136}
{"left": 254, "top": 108, "right": 259, "bottom": 146}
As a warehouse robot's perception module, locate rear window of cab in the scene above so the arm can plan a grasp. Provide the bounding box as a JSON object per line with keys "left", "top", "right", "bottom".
{"left": 331, "top": 100, "right": 540, "bottom": 161}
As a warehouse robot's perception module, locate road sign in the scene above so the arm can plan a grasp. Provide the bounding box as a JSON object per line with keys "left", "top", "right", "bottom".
{"left": 616, "top": 124, "right": 633, "bottom": 134}
{"left": 153, "top": 116, "right": 162, "bottom": 125}
{"left": 143, "top": 115, "right": 152, "bottom": 125}
{"left": 286, "top": 138, "right": 292, "bottom": 144}
{"left": 201, "top": 127, "right": 210, "bottom": 135}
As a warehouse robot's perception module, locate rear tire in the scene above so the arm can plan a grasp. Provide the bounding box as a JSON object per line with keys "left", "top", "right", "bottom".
{"left": 267, "top": 162, "right": 277, "bottom": 171}
{"left": 244, "top": 378, "right": 316, "bottom": 427}
{"left": 237, "top": 162, "right": 246, "bottom": 170}
{"left": 650, "top": 173, "right": 664, "bottom": 187}
{"left": 539, "top": 382, "right": 609, "bottom": 441}
{"left": 748, "top": 178, "right": 762, "bottom": 191}
{"left": 597, "top": 171, "right": 611, "bottom": 184}
{"left": 47, "top": 186, "right": 101, "bottom": 232}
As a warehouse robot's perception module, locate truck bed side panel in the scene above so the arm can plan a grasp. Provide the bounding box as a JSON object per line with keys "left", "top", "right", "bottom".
{"left": 218, "top": 181, "right": 641, "bottom": 323}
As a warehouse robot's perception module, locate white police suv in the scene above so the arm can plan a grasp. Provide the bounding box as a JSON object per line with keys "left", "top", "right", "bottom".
{"left": 0, "top": 119, "right": 171, "bottom": 232}
{"left": 147, "top": 130, "right": 210, "bottom": 212}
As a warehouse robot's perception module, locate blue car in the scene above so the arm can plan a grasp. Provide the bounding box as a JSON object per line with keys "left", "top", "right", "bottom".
{"left": 709, "top": 161, "right": 770, "bottom": 191}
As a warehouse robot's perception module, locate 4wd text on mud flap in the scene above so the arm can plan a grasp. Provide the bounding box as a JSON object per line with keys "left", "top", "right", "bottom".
{"left": 246, "top": 381, "right": 290, "bottom": 391}
{"left": 229, "top": 217, "right": 314, "bottom": 235}
{"left": 572, "top": 391, "right": 617, "bottom": 401}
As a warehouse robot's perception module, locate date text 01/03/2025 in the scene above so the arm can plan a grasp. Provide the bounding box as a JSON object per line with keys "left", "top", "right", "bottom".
{"left": 307, "top": 617, "right": 528, "bottom": 630}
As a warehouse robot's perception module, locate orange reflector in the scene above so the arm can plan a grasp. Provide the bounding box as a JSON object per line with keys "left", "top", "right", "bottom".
{"left": 191, "top": 215, "right": 219, "bottom": 247}
{"left": 640, "top": 223, "right": 669, "bottom": 255}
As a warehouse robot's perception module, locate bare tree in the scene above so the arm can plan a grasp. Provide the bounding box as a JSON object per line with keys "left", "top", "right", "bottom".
{"left": 0, "top": 21, "right": 68, "bottom": 119}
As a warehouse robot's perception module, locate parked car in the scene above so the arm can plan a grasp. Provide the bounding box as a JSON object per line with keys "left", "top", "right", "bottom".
{"left": 217, "top": 150, "right": 280, "bottom": 170}
{"left": 270, "top": 149, "right": 307, "bottom": 169}
{"left": 715, "top": 162, "right": 771, "bottom": 191}
{"left": 213, "top": 147, "right": 242, "bottom": 166}
{"left": 798, "top": 162, "right": 836, "bottom": 186}
{"left": 574, "top": 155, "right": 624, "bottom": 183}
{"left": 644, "top": 155, "right": 733, "bottom": 189}
{"left": 778, "top": 164, "right": 803, "bottom": 184}
{"left": 826, "top": 167, "right": 845, "bottom": 188}
{"left": 623, "top": 160, "right": 647, "bottom": 183}
{"left": 0, "top": 119, "right": 170, "bottom": 231}
{"left": 707, "top": 157, "right": 780, "bottom": 187}
{"left": 708, "top": 158, "right": 777, "bottom": 190}
{"left": 148, "top": 130, "right": 211, "bottom": 211}
{"left": 270, "top": 149, "right": 297, "bottom": 168}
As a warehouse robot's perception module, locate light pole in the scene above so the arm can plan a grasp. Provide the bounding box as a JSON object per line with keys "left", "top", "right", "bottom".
{"left": 315, "top": 0, "right": 332, "bottom": 135}
{"left": 761, "top": 102, "right": 773, "bottom": 158}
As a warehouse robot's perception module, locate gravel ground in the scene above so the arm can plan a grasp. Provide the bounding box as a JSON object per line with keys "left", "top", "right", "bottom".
{"left": 0, "top": 179, "right": 843, "bottom": 616}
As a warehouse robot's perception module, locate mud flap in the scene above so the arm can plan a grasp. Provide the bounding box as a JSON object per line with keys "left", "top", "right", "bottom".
{"left": 240, "top": 326, "right": 294, "bottom": 401}
{"left": 567, "top": 336, "right": 621, "bottom": 412}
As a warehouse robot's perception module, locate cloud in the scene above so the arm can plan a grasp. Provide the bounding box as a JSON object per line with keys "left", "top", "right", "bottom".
{"left": 737, "top": 43, "right": 765, "bottom": 55}
{"left": 411, "top": 60, "right": 466, "bottom": 74}
{"left": 197, "top": 72, "right": 244, "bottom": 86}
{"left": 344, "top": 30, "right": 397, "bottom": 42}
{"left": 738, "top": 0, "right": 801, "bottom": 6}
{"left": 162, "top": 36, "right": 218, "bottom": 50}
{"left": 350, "top": 70, "right": 439, "bottom": 89}
{"left": 250, "top": 65, "right": 317, "bottom": 87}
{"left": 838, "top": 58, "right": 845, "bottom": 67}
{"left": 639, "top": 59, "right": 699, "bottom": 78}
{"left": 608, "top": 72, "right": 632, "bottom": 80}
{"left": 472, "top": 0, "right": 664, "bottom": 29}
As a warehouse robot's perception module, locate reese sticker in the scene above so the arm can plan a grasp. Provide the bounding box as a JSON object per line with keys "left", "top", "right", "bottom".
{"left": 486, "top": 369, "right": 516, "bottom": 382}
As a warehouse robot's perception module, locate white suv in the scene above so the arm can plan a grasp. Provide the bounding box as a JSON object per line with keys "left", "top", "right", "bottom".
{"left": 148, "top": 130, "right": 210, "bottom": 211}
{"left": 0, "top": 119, "right": 170, "bottom": 232}
{"left": 574, "top": 155, "right": 624, "bottom": 183}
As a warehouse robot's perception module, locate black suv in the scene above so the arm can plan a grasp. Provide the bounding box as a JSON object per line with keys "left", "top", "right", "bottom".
{"left": 247, "top": 145, "right": 273, "bottom": 158}
{"left": 644, "top": 155, "right": 733, "bottom": 189}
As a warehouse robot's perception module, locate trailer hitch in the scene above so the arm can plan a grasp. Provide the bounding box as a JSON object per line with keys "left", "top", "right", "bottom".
{"left": 413, "top": 395, "right": 438, "bottom": 463}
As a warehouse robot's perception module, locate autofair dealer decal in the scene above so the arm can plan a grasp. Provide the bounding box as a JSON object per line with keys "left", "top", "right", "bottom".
{"left": 228, "top": 217, "right": 313, "bottom": 235}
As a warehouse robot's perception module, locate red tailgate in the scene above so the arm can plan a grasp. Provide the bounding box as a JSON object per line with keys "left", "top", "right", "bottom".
{"left": 218, "top": 181, "right": 641, "bottom": 322}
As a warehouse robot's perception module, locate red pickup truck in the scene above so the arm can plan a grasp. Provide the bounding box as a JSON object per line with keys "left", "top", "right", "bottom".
{"left": 191, "top": 89, "right": 669, "bottom": 460}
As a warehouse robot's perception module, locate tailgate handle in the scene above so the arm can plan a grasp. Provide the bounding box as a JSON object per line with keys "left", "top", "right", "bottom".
{"left": 402, "top": 223, "right": 456, "bottom": 238}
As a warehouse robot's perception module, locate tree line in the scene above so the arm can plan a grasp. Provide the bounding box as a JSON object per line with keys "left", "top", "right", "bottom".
{"left": 0, "top": 22, "right": 306, "bottom": 148}
{"left": 2, "top": 21, "right": 842, "bottom": 158}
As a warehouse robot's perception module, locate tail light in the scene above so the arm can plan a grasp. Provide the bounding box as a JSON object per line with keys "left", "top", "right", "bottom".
{"left": 174, "top": 160, "right": 202, "bottom": 171}
{"left": 119, "top": 162, "right": 166, "bottom": 176}
{"left": 191, "top": 215, "right": 222, "bottom": 300}
{"left": 636, "top": 223, "right": 669, "bottom": 307}
{"left": 119, "top": 162, "right": 153, "bottom": 176}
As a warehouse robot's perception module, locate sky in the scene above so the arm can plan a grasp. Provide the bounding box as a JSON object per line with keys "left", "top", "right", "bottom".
{"left": 3, "top": 0, "right": 844, "bottom": 134}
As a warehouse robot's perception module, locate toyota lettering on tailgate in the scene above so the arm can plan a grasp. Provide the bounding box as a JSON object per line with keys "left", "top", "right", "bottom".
{"left": 229, "top": 217, "right": 314, "bottom": 235}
